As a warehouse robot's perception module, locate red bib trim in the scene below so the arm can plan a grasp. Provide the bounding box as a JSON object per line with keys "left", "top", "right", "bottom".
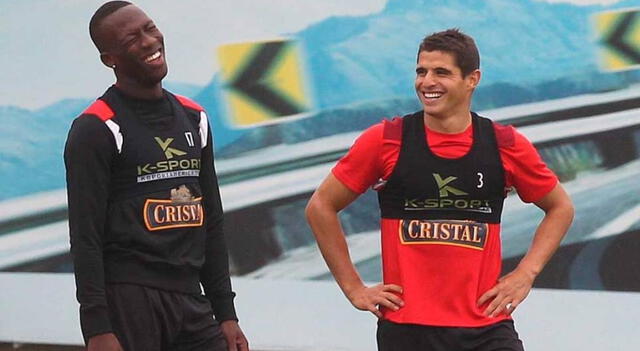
{"left": 494, "top": 122, "right": 515, "bottom": 148}
{"left": 175, "top": 95, "right": 204, "bottom": 112}
{"left": 382, "top": 117, "right": 403, "bottom": 141}
{"left": 82, "top": 99, "right": 114, "bottom": 121}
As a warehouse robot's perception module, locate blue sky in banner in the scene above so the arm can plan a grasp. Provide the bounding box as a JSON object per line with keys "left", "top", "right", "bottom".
{"left": 0, "top": 0, "right": 385, "bottom": 109}
{"left": 0, "top": 0, "right": 621, "bottom": 109}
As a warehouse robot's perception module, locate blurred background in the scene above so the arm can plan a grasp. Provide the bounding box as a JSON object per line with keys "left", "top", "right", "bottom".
{"left": 1, "top": 0, "right": 639, "bottom": 350}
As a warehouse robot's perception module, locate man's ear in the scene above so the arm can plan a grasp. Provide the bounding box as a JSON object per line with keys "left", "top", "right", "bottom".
{"left": 466, "top": 69, "right": 481, "bottom": 90}
{"left": 100, "top": 53, "right": 115, "bottom": 69}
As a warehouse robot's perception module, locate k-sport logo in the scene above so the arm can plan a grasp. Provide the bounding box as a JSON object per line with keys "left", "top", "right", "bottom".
{"left": 136, "top": 137, "right": 200, "bottom": 183}
{"left": 403, "top": 172, "right": 492, "bottom": 213}
{"left": 155, "top": 137, "right": 186, "bottom": 159}
{"left": 432, "top": 173, "right": 468, "bottom": 197}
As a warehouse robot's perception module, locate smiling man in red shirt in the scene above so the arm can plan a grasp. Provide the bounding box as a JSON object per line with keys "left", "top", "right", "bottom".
{"left": 306, "top": 28, "right": 574, "bottom": 351}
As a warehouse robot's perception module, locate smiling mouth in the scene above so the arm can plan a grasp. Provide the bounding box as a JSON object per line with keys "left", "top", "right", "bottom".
{"left": 423, "top": 92, "right": 443, "bottom": 99}
{"left": 144, "top": 50, "right": 162, "bottom": 63}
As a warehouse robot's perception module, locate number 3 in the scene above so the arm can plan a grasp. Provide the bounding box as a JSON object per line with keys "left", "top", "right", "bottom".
{"left": 477, "top": 172, "right": 484, "bottom": 188}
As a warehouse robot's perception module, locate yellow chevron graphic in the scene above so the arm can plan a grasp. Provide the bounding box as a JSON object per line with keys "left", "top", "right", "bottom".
{"left": 217, "top": 38, "right": 313, "bottom": 128}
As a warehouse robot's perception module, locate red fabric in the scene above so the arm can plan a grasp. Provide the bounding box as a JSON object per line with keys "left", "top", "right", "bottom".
{"left": 175, "top": 95, "right": 204, "bottom": 112}
{"left": 82, "top": 100, "right": 114, "bottom": 121}
{"left": 332, "top": 118, "right": 558, "bottom": 327}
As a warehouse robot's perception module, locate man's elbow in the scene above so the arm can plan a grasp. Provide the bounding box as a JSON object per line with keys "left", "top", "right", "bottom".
{"left": 557, "top": 193, "right": 575, "bottom": 222}
{"left": 548, "top": 195, "right": 575, "bottom": 234}
{"left": 565, "top": 199, "right": 576, "bottom": 221}
{"left": 304, "top": 192, "right": 320, "bottom": 225}
{"left": 564, "top": 200, "right": 575, "bottom": 225}
{"left": 542, "top": 185, "right": 575, "bottom": 222}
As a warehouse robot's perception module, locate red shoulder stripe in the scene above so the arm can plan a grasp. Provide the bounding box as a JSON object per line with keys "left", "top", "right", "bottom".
{"left": 494, "top": 122, "right": 515, "bottom": 148}
{"left": 82, "top": 99, "right": 114, "bottom": 121}
{"left": 382, "top": 117, "right": 403, "bottom": 141}
{"left": 175, "top": 95, "right": 204, "bottom": 111}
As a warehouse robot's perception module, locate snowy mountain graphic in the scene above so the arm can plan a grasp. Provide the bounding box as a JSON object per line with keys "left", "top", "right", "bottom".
{"left": 1, "top": 0, "right": 639, "bottom": 199}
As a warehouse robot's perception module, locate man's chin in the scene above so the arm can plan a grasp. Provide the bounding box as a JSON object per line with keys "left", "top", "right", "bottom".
{"left": 139, "top": 68, "right": 168, "bottom": 87}
{"left": 422, "top": 105, "right": 441, "bottom": 115}
{"left": 423, "top": 107, "right": 452, "bottom": 120}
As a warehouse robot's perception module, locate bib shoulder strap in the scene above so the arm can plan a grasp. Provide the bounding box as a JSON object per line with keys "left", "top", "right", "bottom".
{"left": 174, "top": 94, "right": 209, "bottom": 149}
{"left": 81, "top": 99, "right": 123, "bottom": 153}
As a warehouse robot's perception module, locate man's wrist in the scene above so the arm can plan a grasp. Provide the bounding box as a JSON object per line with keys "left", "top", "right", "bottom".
{"left": 80, "top": 306, "right": 113, "bottom": 343}
{"left": 343, "top": 281, "right": 366, "bottom": 301}
{"left": 515, "top": 261, "right": 540, "bottom": 281}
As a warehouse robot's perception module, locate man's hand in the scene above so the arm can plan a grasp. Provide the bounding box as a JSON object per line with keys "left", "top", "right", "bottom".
{"left": 347, "top": 283, "right": 404, "bottom": 318}
{"left": 87, "top": 333, "right": 123, "bottom": 351}
{"left": 477, "top": 268, "right": 535, "bottom": 318}
{"left": 220, "top": 320, "right": 249, "bottom": 351}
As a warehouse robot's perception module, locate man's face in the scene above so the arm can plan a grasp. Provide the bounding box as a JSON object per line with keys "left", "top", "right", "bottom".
{"left": 414, "top": 50, "right": 479, "bottom": 119}
{"left": 99, "top": 5, "right": 167, "bottom": 86}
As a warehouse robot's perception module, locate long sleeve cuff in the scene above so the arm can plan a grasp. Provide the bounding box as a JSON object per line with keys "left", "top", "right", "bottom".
{"left": 209, "top": 295, "right": 238, "bottom": 322}
{"left": 80, "top": 305, "right": 113, "bottom": 343}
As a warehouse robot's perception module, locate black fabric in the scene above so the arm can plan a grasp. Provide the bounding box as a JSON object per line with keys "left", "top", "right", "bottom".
{"left": 377, "top": 319, "right": 524, "bottom": 351}
{"left": 101, "top": 86, "right": 202, "bottom": 200}
{"left": 65, "top": 86, "right": 237, "bottom": 342}
{"left": 106, "top": 284, "right": 227, "bottom": 351}
{"left": 114, "top": 89, "right": 175, "bottom": 129}
{"left": 378, "top": 111, "right": 506, "bottom": 223}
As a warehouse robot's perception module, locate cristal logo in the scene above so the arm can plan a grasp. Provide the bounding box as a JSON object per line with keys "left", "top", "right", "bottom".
{"left": 143, "top": 186, "right": 203, "bottom": 231}
{"left": 399, "top": 219, "right": 487, "bottom": 250}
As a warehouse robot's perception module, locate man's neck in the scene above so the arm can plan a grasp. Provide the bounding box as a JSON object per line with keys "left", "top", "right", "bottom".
{"left": 424, "top": 111, "right": 472, "bottom": 134}
{"left": 115, "top": 79, "right": 164, "bottom": 100}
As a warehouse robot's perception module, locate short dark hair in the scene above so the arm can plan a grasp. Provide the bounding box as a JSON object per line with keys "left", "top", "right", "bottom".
{"left": 89, "top": 1, "right": 132, "bottom": 52}
{"left": 417, "top": 28, "right": 480, "bottom": 77}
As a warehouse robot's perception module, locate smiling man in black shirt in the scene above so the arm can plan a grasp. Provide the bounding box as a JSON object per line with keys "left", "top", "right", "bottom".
{"left": 64, "top": 2, "right": 248, "bottom": 350}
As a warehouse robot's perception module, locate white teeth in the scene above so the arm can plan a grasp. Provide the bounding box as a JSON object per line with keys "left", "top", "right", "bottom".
{"left": 424, "top": 92, "right": 442, "bottom": 99}
{"left": 145, "top": 51, "right": 161, "bottom": 63}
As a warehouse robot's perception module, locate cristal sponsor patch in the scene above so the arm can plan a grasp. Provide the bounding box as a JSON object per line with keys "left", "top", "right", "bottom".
{"left": 143, "top": 185, "right": 203, "bottom": 231}
{"left": 398, "top": 219, "right": 488, "bottom": 250}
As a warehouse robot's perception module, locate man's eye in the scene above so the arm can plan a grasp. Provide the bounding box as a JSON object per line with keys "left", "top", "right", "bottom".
{"left": 121, "top": 34, "right": 136, "bottom": 46}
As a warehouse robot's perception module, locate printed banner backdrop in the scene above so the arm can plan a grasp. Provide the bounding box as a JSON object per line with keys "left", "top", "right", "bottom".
{"left": 1, "top": 0, "right": 640, "bottom": 311}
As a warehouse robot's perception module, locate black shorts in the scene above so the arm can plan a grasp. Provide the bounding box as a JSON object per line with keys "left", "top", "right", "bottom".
{"left": 106, "top": 283, "right": 227, "bottom": 351}
{"left": 377, "top": 319, "right": 524, "bottom": 351}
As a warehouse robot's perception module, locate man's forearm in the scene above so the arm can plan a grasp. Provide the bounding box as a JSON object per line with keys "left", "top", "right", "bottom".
{"left": 199, "top": 214, "right": 237, "bottom": 321}
{"left": 305, "top": 196, "right": 365, "bottom": 298}
{"left": 477, "top": 185, "right": 573, "bottom": 317}
{"left": 517, "top": 185, "right": 574, "bottom": 278}
{"left": 198, "top": 128, "right": 238, "bottom": 321}
{"left": 306, "top": 188, "right": 405, "bottom": 317}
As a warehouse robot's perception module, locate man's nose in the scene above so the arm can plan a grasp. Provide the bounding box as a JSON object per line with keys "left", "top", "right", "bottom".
{"left": 421, "top": 71, "right": 437, "bottom": 86}
{"left": 140, "top": 32, "right": 156, "bottom": 48}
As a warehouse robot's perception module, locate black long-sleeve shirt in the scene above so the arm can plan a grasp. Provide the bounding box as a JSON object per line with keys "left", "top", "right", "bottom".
{"left": 64, "top": 87, "right": 237, "bottom": 341}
